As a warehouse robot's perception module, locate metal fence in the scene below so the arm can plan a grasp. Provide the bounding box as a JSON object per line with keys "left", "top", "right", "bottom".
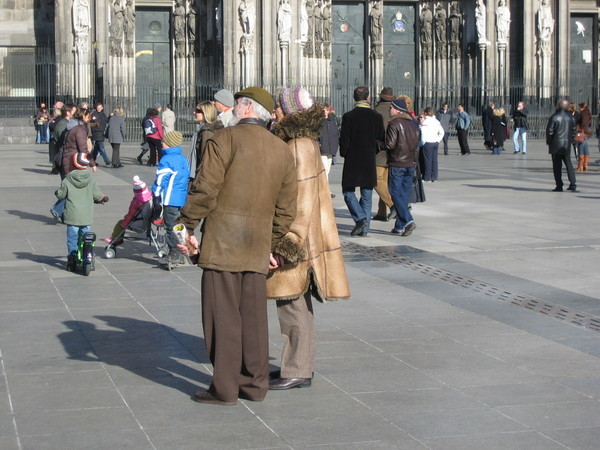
{"left": 1, "top": 45, "right": 598, "bottom": 140}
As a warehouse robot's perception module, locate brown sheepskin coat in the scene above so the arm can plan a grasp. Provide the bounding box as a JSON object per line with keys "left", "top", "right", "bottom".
{"left": 267, "top": 105, "right": 351, "bottom": 302}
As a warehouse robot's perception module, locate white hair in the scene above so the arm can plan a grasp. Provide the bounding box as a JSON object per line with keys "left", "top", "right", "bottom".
{"left": 239, "top": 97, "right": 272, "bottom": 123}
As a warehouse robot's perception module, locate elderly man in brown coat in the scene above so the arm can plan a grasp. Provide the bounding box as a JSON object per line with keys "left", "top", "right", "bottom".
{"left": 178, "top": 86, "right": 299, "bottom": 405}
{"left": 268, "top": 88, "right": 350, "bottom": 390}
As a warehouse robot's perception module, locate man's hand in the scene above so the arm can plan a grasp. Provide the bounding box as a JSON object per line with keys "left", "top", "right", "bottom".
{"left": 177, "top": 234, "right": 198, "bottom": 255}
{"left": 269, "top": 253, "right": 285, "bottom": 270}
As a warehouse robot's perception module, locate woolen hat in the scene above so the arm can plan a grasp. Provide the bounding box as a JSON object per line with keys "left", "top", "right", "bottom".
{"left": 153, "top": 102, "right": 162, "bottom": 109}
{"left": 72, "top": 152, "right": 91, "bottom": 170}
{"left": 391, "top": 98, "right": 409, "bottom": 112}
{"left": 379, "top": 87, "right": 394, "bottom": 101}
{"left": 214, "top": 89, "right": 235, "bottom": 108}
{"left": 234, "top": 86, "right": 275, "bottom": 113}
{"left": 163, "top": 130, "right": 183, "bottom": 148}
{"left": 279, "top": 88, "right": 314, "bottom": 115}
{"left": 132, "top": 175, "right": 147, "bottom": 192}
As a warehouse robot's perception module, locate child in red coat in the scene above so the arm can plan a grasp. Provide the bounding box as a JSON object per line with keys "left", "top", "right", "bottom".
{"left": 103, "top": 176, "right": 153, "bottom": 245}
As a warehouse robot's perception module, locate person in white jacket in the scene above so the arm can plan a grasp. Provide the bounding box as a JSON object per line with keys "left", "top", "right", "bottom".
{"left": 419, "top": 107, "right": 445, "bottom": 182}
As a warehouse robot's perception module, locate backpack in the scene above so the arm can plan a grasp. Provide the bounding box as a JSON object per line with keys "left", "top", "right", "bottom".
{"left": 143, "top": 117, "right": 158, "bottom": 136}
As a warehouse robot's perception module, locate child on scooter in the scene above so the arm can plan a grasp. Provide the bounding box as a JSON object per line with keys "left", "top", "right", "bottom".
{"left": 55, "top": 152, "right": 107, "bottom": 269}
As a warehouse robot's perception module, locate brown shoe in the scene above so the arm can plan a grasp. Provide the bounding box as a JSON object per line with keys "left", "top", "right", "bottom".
{"left": 401, "top": 222, "right": 416, "bottom": 236}
{"left": 192, "top": 390, "right": 236, "bottom": 406}
{"left": 269, "top": 377, "right": 312, "bottom": 390}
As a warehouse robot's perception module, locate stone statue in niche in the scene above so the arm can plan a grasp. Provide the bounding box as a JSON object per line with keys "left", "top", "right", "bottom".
{"left": 369, "top": 0, "right": 382, "bottom": 59}
{"left": 322, "top": 0, "right": 332, "bottom": 43}
{"left": 188, "top": 0, "right": 198, "bottom": 56}
{"left": 174, "top": 1, "right": 186, "bottom": 57}
{"left": 277, "top": 0, "right": 292, "bottom": 43}
{"left": 434, "top": 3, "right": 447, "bottom": 44}
{"left": 496, "top": 0, "right": 511, "bottom": 43}
{"left": 475, "top": 0, "right": 486, "bottom": 43}
{"left": 109, "top": 0, "right": 125, "bottom": 57}
{"left": 238, "top": 0, "right": 255, "bottom": 35}
{"left": 73, "top": 0, "right": 91, "bottom": 54}
{"left": 537, "top": 0, "right": 554, "bottom": 43}
{"left": 420, "top": 3, "right": 433, "bottom": 59}
{"left": 124, "top": 0, "right": 135, "bottom": 57}
{"left": 300, "top": 0, "right": 309, "bottom": 43}
{"left": 448, "top": 2, "right": 462, "bottom": 58}
{"left": 313, "top": 0, "right": 323, "bottom": 57}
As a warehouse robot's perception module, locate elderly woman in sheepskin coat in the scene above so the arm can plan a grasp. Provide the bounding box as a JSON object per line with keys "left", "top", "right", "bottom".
{"left": 267, "top": 88, "right": 350, "bottom": 390}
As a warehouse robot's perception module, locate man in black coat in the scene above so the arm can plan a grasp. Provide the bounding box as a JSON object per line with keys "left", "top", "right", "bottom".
{"left": 482, "top": 101, "right": 495, "bottom": 151}
{"left": 339, "top": 86, "right": 385, "bottom": 236}
{"left": 546, "top": 99, "right": 577, "bottom": 192}
{"left": 90, "top": 103, "right": 110, "bottom": 165}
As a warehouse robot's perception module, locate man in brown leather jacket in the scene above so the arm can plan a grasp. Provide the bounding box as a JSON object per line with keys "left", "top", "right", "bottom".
{"left": 178, "top": 87, "right": 298, "bottom": 405}
{"left": 385, "top": 98, "right": 420, "bottom": 236}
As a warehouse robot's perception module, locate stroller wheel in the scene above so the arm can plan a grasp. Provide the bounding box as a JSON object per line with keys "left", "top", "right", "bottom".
{"left": 167, "top": 260, "right": 173, "bottom": 271}
{"left": 104, "top": 247, "right": 116, "bottom": 259}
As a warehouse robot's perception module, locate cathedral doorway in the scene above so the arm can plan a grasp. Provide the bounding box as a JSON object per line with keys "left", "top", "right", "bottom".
{"left": 331, "top": 1, "right": 367, "bottom": 113}
{"left": 569, "top": 14, "right": 598, "bottom": 112}
{"left": 382, "top": 3, "right": 416, "bottom": 100}
{"left": 135, "top": 8, "right": 171, "bottom": 115}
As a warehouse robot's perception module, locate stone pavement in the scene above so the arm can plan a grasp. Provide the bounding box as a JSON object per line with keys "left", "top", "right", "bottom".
{"left": 1, "top": 139, "right": 600, "bottom": 449}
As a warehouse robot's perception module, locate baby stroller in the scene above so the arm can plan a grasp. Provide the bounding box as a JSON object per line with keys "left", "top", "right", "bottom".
{"left": 103, "top": 201, "right": 167, "bottom": 260}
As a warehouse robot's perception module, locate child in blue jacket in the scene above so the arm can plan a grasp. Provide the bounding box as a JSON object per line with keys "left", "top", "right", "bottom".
{"left": 152, "top": 130, "right": 191, "bottom": 263}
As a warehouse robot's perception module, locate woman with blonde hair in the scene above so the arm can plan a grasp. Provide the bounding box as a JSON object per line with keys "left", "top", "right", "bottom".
{"left": 107, "top": 107, "right": 127, "bottom": 168}
{"left": 491, "top": 107, "right": 508, "bottom": 155}
{"left": 189, "top": 100, "right": 223, "bottom": 175}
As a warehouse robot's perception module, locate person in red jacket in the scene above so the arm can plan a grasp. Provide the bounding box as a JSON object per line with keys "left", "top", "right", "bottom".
{"left": 103, "top": 176, "right": 153, "bottom": 245}
{"left": 143, "top": 107, "right": 165, "bottom": 166}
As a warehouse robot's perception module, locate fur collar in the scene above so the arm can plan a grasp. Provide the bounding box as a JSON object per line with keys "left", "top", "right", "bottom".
{"left": 272, "top": 104, "right": 325, "bottom": 142}
{"left": 202, "top": 119, "right": 225, "bottom": 132}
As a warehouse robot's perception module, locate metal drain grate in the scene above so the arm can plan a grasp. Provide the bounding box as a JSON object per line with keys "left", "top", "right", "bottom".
{"left": 342, "top": 241, "right": 600, "bottom": 333}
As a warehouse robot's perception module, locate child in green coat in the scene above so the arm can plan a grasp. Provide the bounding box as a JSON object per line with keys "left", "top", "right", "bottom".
{"left": 55, "top": 152, "right": 107, "bottom": 268}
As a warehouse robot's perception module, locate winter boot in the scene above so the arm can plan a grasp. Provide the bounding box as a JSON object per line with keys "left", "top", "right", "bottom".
{"left": 575, "top": 155, "right": 584, "bottom": 172}
{"left": 66, "top": 251, "right": 77, "bottom": 272}
{"left": 583, "top": 154, "right": 589, "bottom": 171}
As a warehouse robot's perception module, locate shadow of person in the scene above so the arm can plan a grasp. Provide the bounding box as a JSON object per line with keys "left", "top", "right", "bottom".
{"left": 6, "top": 209, "right": 59, "bottom": 225}
{"left": 14, "top": 251, "right": 65, "bottom": 269}
{"left": 22, "top": 167, "right": 54, "bottom": 175}
{"left": 58, "top": 317, "right": 211, "bottom": 396}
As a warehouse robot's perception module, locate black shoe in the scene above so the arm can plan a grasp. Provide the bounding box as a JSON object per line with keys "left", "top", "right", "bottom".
{"left": 513, "top": 151, "right": 520, "bottom": 154}
{"left": 567, "top": 185, "right": 578, "bottom": 192}
{"left": 330, "top": 193, "right": 336, "bottom": 198}
{"left": 350, "top": 218, "right": 367, "bottom": 236}
{"left": 269, "top": 377, "right": 312, "bottom": 390}
{"left": 552, "top": 187, "right": 563, "bottom": 192}
{"left": 372, "top": 215, "right": 388, "bottom": 222}
{"left": 137, "top": 155, "right": 143, "bottom": 164}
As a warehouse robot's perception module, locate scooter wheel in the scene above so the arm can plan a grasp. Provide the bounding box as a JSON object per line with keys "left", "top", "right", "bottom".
{"left": 83, "top": 261, "right": 91, "bottom": 276}
{"left": 104, "top": 247, "right": 116, "bottom": 259}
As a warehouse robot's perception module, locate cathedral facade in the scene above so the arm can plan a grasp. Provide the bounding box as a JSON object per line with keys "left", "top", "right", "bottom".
{"left": 1, "top": 0, "right": 598, "bottom": 119}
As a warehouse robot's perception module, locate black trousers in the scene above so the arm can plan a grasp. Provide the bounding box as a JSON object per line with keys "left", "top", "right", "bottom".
{"left": 551, "top": 152, "right": 576, "bottom": 188}
{"left": 457, "top": 129, "right": 470, "bottom": 154}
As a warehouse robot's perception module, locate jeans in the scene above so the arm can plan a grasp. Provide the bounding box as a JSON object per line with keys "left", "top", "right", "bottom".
{"left": 52, "top": 198, "right": 66, "bottom": 219}
{"left": 92, "top": 140, "right": 110, "bottom": 164}
{"left": 343, "top": 187, "right": 373, "bottom": 232}
{"left": 388, "top": 166, "right": 415, "bottom": 231}
{"left": 36, "top": 123, "right": 50, "bottom": 143}
{"left": 513, "top": 128, "right": 527, "bottom": 153}
{"left": 163, "top": 205, "right": 182, "bottom": 250}
{"left": 492, "top": 146, "right": 502, "bottom": 155}
{"left": 577, "top": 139, "right": 589, "bottom": 156}
{"left": 66, "top": 225, "right": 90, "bottom": 256}
{"left": 421, "top": 142, "right": 439, "bottom": 181}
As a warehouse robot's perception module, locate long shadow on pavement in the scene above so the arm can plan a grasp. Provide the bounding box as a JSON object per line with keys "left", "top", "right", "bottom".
{"left": 58, "top": 317, "right": 211, "bottom": 396}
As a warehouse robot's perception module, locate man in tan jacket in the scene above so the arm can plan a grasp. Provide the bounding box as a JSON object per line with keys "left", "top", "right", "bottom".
{"left": 178, "top": 87, "right": 299, "bottom": 405}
